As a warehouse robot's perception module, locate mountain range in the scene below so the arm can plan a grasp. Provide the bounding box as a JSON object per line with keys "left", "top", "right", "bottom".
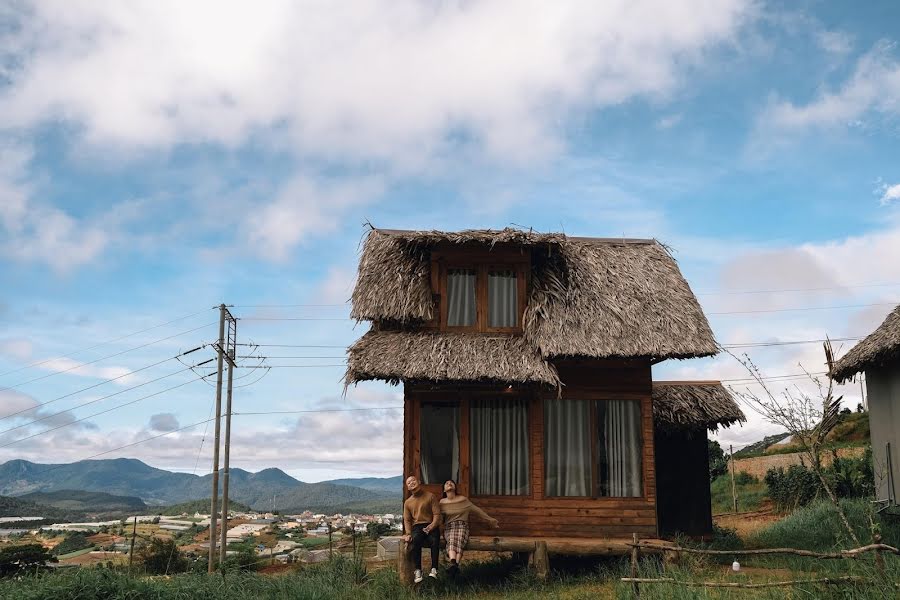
{"left": 0, "top": 458, "right": 401, "bottom": 514}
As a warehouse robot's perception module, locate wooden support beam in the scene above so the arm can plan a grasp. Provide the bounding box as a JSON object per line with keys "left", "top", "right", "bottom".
{"left": 533, "top": 541, "right": 549, "bottom": 580}
{"left": 398, "top": 539, "right": 414, "bottom": 585}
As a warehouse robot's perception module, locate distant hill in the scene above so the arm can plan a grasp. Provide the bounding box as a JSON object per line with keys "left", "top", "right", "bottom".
{"left": 0, "top": 459, "right": 397, "bottom": 514}
{"left": 325, "top": 476, "right": 402, "bottom": 494}
{"left": 21, "top": 489, "right": 146, "bottom": 514}
{"left": 149, "top": 498, "right": 252, "bottom": 516}
{"left": 0, "top": 494, "right": 71, "bottom": 520}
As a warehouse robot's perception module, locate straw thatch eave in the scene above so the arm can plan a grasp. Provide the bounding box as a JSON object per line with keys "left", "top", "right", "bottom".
{"left": 345, "top": 329, "right": 562, "bottom": 387}
{"left": 652, "top": 381, "right": 745, "bottom": 432}
{"left": 349, "top": 227, "right": 718, "bottom": 364}
{"left": 831, "top": 304, "right": 900, "bottom": 382}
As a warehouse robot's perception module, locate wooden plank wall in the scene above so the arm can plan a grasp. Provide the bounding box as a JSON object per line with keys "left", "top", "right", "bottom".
{"left": 405, "top": 359, "right": 657, "bottom": 539}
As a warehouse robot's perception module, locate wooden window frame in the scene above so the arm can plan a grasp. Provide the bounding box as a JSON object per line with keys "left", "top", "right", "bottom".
{"left": 542, "top": 397, "right": 646, "bottom": 500}
{"left": 437, "top": 261, "right": 528, "bottom": 333}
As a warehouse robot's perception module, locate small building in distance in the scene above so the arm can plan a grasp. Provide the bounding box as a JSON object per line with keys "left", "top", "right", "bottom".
{"left": 832, "top": 304, "right": 900, "bottom": 507}
{"left": 345, "top": 227, "right": 744, "bottom": 556}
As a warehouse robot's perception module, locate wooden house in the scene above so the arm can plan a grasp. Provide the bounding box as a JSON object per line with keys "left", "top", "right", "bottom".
{"left": 832, "top": 304, "right": 900, "bottom": 508}
{"left": 345, "top": 228, "right": 744, "bottom": 564}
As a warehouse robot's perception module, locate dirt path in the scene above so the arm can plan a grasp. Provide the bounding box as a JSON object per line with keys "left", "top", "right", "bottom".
{"left": 714, "top": 504, "right": 781, "bottom": 538}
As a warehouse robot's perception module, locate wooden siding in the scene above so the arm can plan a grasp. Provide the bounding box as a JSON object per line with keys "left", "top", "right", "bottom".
{"left": 403, "top": 358, "right": 657, "bottom": 539}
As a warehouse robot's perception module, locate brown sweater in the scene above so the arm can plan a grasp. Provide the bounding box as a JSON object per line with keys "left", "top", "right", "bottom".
{"left": 440, "top": 497, "right": 496, "bottom": 526}
{"left": 403, "top": 490, "right": 440, "bottom": 534}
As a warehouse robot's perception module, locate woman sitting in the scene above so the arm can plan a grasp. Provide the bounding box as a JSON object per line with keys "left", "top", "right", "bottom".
{"left": 439, "top": 479, "right": 499, "bottom": 577}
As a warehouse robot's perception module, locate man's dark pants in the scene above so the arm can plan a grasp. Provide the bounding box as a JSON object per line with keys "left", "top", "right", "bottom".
{"left": 409, "top": 523, "right": 440, "bottom": 571}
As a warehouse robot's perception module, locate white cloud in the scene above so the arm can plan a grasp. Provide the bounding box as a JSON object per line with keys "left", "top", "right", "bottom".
{"left": 880, "top": 183, "right": 900, "bottom": 205}
{"left": 0, "top": 338, "right": 32, "bottom": 361}
{"left": 760, "top": 41, "right": 900, "bottom": 133}
{"left": 148, "top": 413, "right": 179, "bottom": 431}
{"left": 1, "top": 0, "right": 753, "bottom": 167}
{"left": 0, "top": 141, "right": 112, "bottom": 272}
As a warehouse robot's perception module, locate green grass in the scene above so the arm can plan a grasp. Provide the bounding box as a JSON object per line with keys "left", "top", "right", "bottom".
{"left": 299, "top": 536, "right": 333, "bottom": 548}
{"left": 749, "top": 498, "right": 900, "bottom": 551}
{"left": 710, "top": 473, "right": 768, "bottom": 515}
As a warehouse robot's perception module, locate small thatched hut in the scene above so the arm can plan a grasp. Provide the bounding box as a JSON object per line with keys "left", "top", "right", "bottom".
{"left": 832, "top": 304, "right": 900, "bottom": 507}
{"left": 346, "top": 227, "right": 743, "bottom": 558}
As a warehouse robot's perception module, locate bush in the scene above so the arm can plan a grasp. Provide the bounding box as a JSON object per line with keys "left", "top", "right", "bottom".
{"left": 764, "top": 450, "right": 875, "bottom": 512}
{"left": 734, "top": 471, "right": 757, "bottom": 485}
{"left": 708, "top": 440, "right": 727, "bottom": 481}
{"left": 0, "top": 544, "right": 56, "bottom": 577}
{"left": 138, "top": 538, "right": 188, "bottom": 575}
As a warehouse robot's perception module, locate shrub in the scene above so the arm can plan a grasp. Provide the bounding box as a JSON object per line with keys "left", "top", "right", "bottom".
{"left": 138, "top": 538, "right": 188, "bottom": 575}
{"left": 734, "top": 471, "right": 757, "bottom": 485}
{"left": 0, "top": 544, "right": 56, "bottom": 577}
{"left": 764, "top": 449, "right": 875, "bottom": 512}
{"left": 708, "top": 440, "right": 727, "bottom": 481}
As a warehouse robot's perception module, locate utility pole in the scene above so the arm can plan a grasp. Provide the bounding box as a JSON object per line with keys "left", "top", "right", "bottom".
{"left": 208, "top": 304, "right": 227, "bottom": 573}
{"left": 128, "top": 516, "right": 137, "bottom": 575}
{"left": 219, "top": 316, "right": 237, "bottom": 566}
{"left": 730, "top": 444, "right": 738, "bottom": 513}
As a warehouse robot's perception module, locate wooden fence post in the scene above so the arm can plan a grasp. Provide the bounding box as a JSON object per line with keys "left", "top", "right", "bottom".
{"left": 398, "top": 539, "right": 414, "bottom": 585}
{"left": 631, "top": 533, "right": 640, "bottom": 598}
{"left": 874, "top": 534, "right": 884, "bottom": 576}
{"left": 730, "top": 444, "right": 738, "bottom": 513}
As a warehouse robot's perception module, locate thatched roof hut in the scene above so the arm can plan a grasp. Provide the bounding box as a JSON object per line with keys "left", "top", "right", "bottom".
{"left": 347, "top": 227, "right": 718, "bottom": 386}
{"left": 831, "top": 304, "right": 900, "bottom": 382}
{"left": 652, "top": 382, "right": 745, "bottom": 431}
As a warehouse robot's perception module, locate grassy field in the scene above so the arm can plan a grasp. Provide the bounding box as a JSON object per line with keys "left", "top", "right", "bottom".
{"left": 3, "top": 497, "right": 898, "bottom": 599}
{"left": 710, "top": 473, "right": 769, "bottom": 515}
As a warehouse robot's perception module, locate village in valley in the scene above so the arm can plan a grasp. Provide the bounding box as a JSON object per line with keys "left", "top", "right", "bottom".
{"left": 2, "top": 2, "right": 900, "bottom": 599}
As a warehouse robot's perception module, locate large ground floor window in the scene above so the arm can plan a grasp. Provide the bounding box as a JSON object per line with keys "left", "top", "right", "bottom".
{"left": 419, "top": 402, "right": 459, "bottom": 484}
{"left": 470, "top": 398, "right": 530, "bottom": 495}
{"left": 544, "top": 398, "right": 643, "bottom": 497}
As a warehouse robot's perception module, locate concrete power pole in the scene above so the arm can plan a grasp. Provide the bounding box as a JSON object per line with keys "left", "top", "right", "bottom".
{"left": 219, "top": 318, "right": 237, "bottom": 566}
{"left": 208, "top": 304, "right": 227, "bottom": 573}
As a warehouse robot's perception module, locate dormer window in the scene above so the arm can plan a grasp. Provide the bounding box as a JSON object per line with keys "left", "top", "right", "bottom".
{"left": 432, "top": 248, "right": 528, "bottom": 332}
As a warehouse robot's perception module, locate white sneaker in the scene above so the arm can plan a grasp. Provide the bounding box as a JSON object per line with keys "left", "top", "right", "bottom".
{"left": 429, "top": 567, "right": 438, "bottom": 579}
{"left": 414, "top": 569, "right": 423, "bottom": 583}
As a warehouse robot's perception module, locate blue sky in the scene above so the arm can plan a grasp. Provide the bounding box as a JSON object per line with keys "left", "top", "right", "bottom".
{"left": 2, "top": 0, "right": 900, "bottom": 481}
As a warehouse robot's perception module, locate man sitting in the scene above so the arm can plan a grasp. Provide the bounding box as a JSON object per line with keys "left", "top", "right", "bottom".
{"left": 402, "top": 475, "right": 440, "bottom": 583}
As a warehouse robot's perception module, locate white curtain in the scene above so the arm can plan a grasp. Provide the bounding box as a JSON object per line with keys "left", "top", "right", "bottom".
{"left": 471, "top": 399, "right": 529, "bottom": 495}
{"left": 488, "top": 270, "right": 517, "bottom": 328}
{"left": 419, "top": 403, "right": 459, "bottom": 484}
{"left": 601, "top": 400, "right": 643, "bottom": 497}
{"left": 447, "top": 269, "right": 476, "bottom": 326}
{"left": 544, "top": 398, "right": 591, "bottom": 496}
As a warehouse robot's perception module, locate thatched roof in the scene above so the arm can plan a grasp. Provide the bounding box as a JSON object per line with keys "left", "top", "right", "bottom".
{"left": 652, "top": 382, "right": 745, "bottom": 431}
{"left": 347, "top": 227, "right": 717, "bottom": 386}
{"left": 346, "top": 330, "right": 561, "bottom": 387}
{"left": 831, "top": 304, "right": 900, "bottom": 382}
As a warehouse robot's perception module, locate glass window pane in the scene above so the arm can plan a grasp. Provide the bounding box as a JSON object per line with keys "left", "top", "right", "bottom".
{"left": 488, "top": 270, "right": 517, "bottom": 328}
{"left": 544, "top": 398, "right": 591, "bottom": 496}
{"left": 419, "top": 403, "right": 459, "bottom": 484}
{"left": 471, "top": 398, "right": 529, "bottom": 495}
{"left": 447, "top": 269, "right": 476, "bottom": 326}
{"left": 597, "top": 400, "right": 643, "bottom": 497}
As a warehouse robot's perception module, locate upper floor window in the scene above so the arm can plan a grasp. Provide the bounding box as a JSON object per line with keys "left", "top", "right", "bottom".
{"left": 439, "top": 264, "right": 526, "bottom": 332}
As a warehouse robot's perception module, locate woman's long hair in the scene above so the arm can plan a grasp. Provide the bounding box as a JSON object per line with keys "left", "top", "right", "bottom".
{"left": 441, "top": 479, "right": 458, "bottom": 499}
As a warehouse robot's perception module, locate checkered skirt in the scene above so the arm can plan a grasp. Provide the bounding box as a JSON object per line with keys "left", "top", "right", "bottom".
{"left": 444, "top": 520, "right": 470, "bottom": 555}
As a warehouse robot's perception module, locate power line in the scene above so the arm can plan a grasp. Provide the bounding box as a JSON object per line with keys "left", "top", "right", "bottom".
{"left": 239, "top": 318, "right": 350, "bottom": 322}
{"left": 720, "top": 336, "right": 863, "bottom": 349}
{"left": 696, "top": 282, "right": 900, "bottom": 296}
{"left": 0, "top": 308, "right": 213, "bottom": 380}
{"left": 230, "top": 304, "right": 348, "bottom": 308}
{"left": 236, "top": 365, "right": 346, "bottom": 369}
{"left": 707, "top": 302, "right": 897, "bottom": 316}
{"left": 0, "top": 355, "right": 179, "bottom": 422}
{"left": 233, "top": 406, "right": 402, "bottom": 416}
{"left": 0, "top": 322, "right": 216, "bottom": 394}
{"left": 235, "top": 344, "right": 346, "bottom": 348}
{"left": 0, "top": 362, "right": 213, "bottom": 436}
{"left": 0, "top": 374, "right": 213, "bottom": 449}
